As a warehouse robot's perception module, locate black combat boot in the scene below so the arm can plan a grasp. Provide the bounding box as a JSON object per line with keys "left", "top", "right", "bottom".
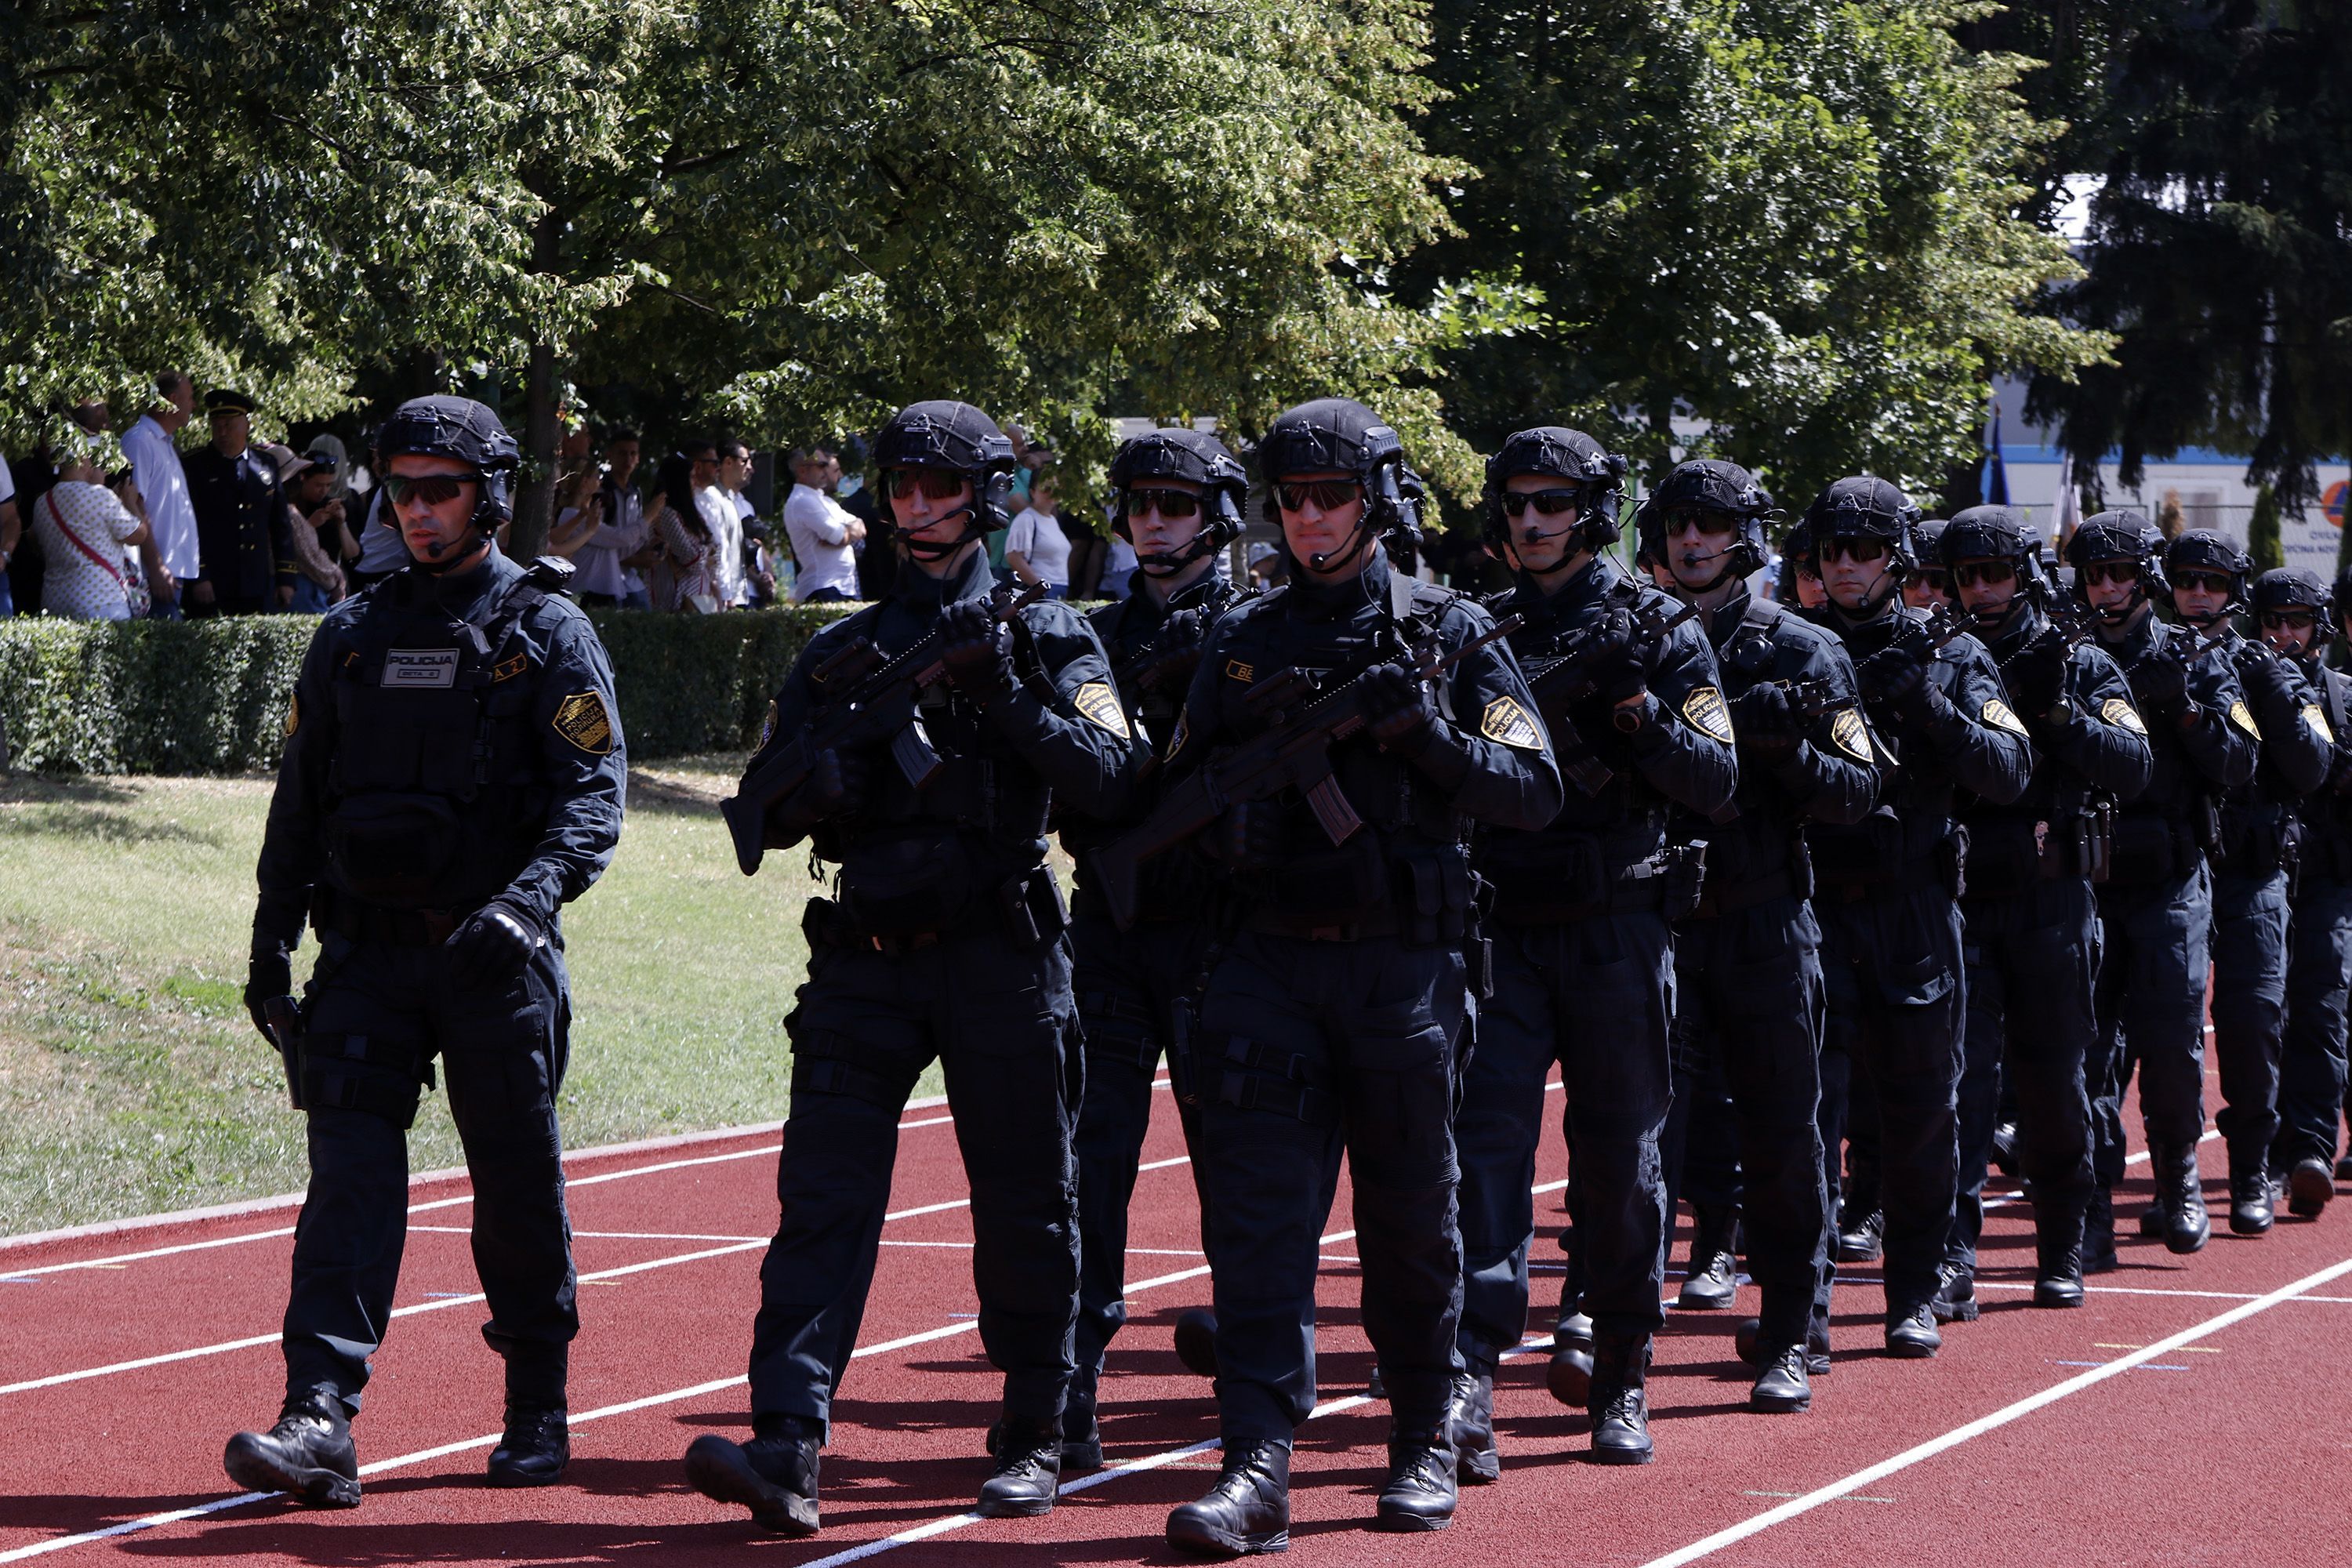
{"left": 1060, "top": 1392, "right": 1103, "bottom": 1472}
{"left": 684, "top": 1421, "right": 822, "bottom": 1537}
{"left": 2229, "top": 1163, "right": 2275, "bottom": 1236}
{"left": 2336, "top": 1152, "right": 2352, "bottom": 1184}
{"left": 1676, "top": 1205, "right": 1740, "bottom": 1311}
{"left": 1835, "top": 1207, "right": 1884, "bottom": 1265}
{"left": 486, "top": 1406, "right": 569, "bottom": 1486}
{"left": 976, "top": 1419, "right": 1062, "bottom": 1517}
{"left": 2082, "top": 1187, "right": 2119, "bottom": 1274}
{"left": 1446, "top": 1370, "right": 1498, "bottom": 1485}
{"left": 1929, "top": 1262, "right": 1980, "bottom": 1324}
{"left": 1546, "top": 1312, "right": 1595, "bottom": 1405}
{"left": 1736, "top": 1315, "right": 1831, "bottom": 1376}
{"left": 1173, "top": 1307, "right": 1221, "bottom": 1379}
{"left": 1884, "top": 1301, "right": 1941, "bottom": 1359}
{"left": 223, "top": 1392, "right": 361, "bottom": 1508}
{"left": 2033, "top": 1217, "right": 2085, "bottom": 1309}
{"left": 2137, "top": 1198, "right": 2166, "bottom": 1237}
{"left": 2158, "top": 1143, "right": 2210, "bottom": 1254}
{"left": 1167, "top": 1441, "right": 1290, "bottom": 1558}
{"left": 1375, "top": 1422, "right": 1457, "bottom": 1531}
{"left": 2288, "top": 1155, "right": 2336, "bottom": 1218}
{"left": 1749, "top": 1342, "right": 1812, "bottom": 1414}
{"left": 1586, "top": 1334, "right": 1653, "bottom": 1465}
{"left": 1990, "top": 1121, "right": 2021, "bottom": 1178}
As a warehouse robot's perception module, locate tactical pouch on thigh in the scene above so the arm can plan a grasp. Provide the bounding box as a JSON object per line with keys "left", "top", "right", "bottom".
{"left": 1806, "top": 808, "right": 1907, "bottom": 889}
{"left": 1485, "top": 830, "right": 1605, "bottom": 924}
{"left": 998, "top": 865, "right": 1069, "bottom": 951}
{"left": 788, "top": 1027, "right": 906, "bottom": 1108}
{"left": 299, "top": 1032, "right": 431, "bottom": 1130}
{"left": 837, "top": 833, "right": 975, "bottom": 937}
{"left": 1079, "top": 987, "right": 1160, "bottom": 1073}
{"left": 1203, "top": 1029, "right": 1337, "bottom": 1125}
{"left": 2107, "top": 813, "right": 2180, "bottom": 887}
{"left": 1394, "top": 844, "right": 1476, "bottom": 946}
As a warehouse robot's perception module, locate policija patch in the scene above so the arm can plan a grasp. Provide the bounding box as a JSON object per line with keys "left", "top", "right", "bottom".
{"left": 1682, "top": 685, "right": 1735, "bottom": 744}
{"left": 1983, "top": 698, "right": 2031, "bottom": 738}
{"left": 1073, "top": 681, "right": 1131, "bottom": 739}
{"left": 2229, "top": 699, "right": 2262, "bottom": 739}
{"left": 553, "top": 691, "right": 615, "bottom": 755}
{"left": 2306, "top": 702, "right": 2336, "bottom": 745}
{"left": 1831, "top": 706, "right": 1872, "bottom": 761}
{"left": 1480, "top": 694, "right": 1544, "bottom": 750}
{"left": 2103, "top": 698, "right": 2148, "bottom": 735}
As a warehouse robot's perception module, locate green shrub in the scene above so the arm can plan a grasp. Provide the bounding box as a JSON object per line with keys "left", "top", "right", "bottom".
{"left": 0, "top": 604, "right": 860, "bottom": 775}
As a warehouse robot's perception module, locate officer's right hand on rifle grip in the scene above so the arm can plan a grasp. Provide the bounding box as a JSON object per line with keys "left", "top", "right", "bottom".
{"left": 1857, "top": 641, "right": 1929, "bottom": 717}
{"left": 1591, "top": 608, "right": 1647, "bottom": 706}
{"left": 940, "top": 598, "right": 1015, "bottom": 699}
{"left": 2129, "top": 652, "right": 2190, "bottom": 722}
{"left": 1730, "top": 681, "right": 1800, "bottom": 764}
{"left": 2009, "top": 630, "right": 2070, "bottom": 721}
{"left": 1202, "top": 799, "right": 1283, "bottom": 870}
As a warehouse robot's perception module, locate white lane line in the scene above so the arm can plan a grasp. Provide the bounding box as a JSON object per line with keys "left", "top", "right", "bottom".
{"left": 1962, "top": 1277, "right": 2352, "bottom": 1307}
{"left": 1637, "top": 1252, "right": 2352, "bottom": 1568}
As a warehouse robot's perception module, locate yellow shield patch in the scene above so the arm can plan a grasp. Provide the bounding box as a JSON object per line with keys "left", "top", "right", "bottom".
{"left": 1682, "top": 685, "right": 1736, "bottom": 744}
{"left": 282, "top": 692, "right": 299, "bottom": 739}
{"left": 1480, "top": 695, "right": 1544, "bottom": 751}
{"left": 758, "top": 700, "right": 779, "bottom": 750}
{"left": 2305, "top": 702, "right": 2335, "bottom": 745}
{"left": 1073, "top": 680, "right": 1131, "bottom": 739}
{"left": 1983, "top": 698, "right": 2031, "bottom": 737}
{"left": 1831, "top": 706, "right": 1872, "bottom": 762}
{"left": 2102, "top": 697, "right": 2148, "bottom": 735}
{"left": 553, "top": 691, "right": 615, "bottom": 755}
{"left": 2229, "top": 699, "right": 2261, "bottom": 739}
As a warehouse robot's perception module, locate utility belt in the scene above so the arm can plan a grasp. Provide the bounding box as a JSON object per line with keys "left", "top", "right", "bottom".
{"left": 1239, "top": 833, "right": 1480, "bottom": 947}
{"left": 1808, "top": 812, "right": 1967, "bottom": 903}
{"left": 311, "top": 884, "right": 471, "bottom": 947}
{"left": 1959, "top": 812, "right": 2111, "bottom": 902}
{"left": 2211, "top": 808, "right": 2300, "bottom": 880}
{"left": 1072, "top": 851, "right": 1218, "bottom": 928}
{"left": 1483, "top": 831, "right": 1704, "bottom": 926}
{"left": 804, "top": 854, "right": 1068, "bottom": 956}
{"left": 1689, "top": 867, "right": 1795, "bottom": 923}
{"left": 2103, "top": 809, "right": 2206, "bottom": 889}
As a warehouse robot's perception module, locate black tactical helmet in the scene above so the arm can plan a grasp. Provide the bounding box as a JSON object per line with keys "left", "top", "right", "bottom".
{"left": 2065, "top": 509, "right": 2167, "bottom": 608}
{"left": 1802, "top": 476, "right": 1922, "bottom": 570}
{"left": 1940, "top": 504, "right": 2033, "bottom": 568}
{"left": 2164, "top": 528, "right": 2252, "bottom": 611}
{"left": 375, "top": 395, "right": 521, "bottom": 530}
{"left": 1109, "top": 427, "right": 1249, "bottom": 569}
{"left": 2252, "top": 567, "right": 2331, "bottom": 621}
{"left": 1637, "top": 458, "right": 1773, "bottom": 579}
{"left": 1481, "top": 426, "right": 1629, "bottom": 554}
{"left": 873, "top": 400, "right": 1018, "bottom": 557}
{"left": 1911, "top": 519, "right": 1948, "bottom": 568}
{"left": 1258, "top": 397, "right": 1410, "bottom": 567}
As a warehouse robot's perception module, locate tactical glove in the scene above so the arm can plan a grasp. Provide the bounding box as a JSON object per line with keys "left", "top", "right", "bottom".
{"left": 940, "top": 598, "right": 1015, "bottom": 698}
{"left": 1731, "top": 681, "right": 1801, "bottom": 764}
{"left": 1856, "top": 642, "right": 1929, "bottom": 717}
{"left": 1590, "top": 608, "right": 1649, "bottom": 706}
{"left": 2128, "top": 653, "right": 2190, "bottom": 721}
{"left": 1363, "top": 663, "right": 1436, "bottom": 757}
{"left": 2008, "top": 630, "right": 2070, "bottom": 721}
{"left": 245, "top": 945, "right": 295, "bottom": 1047}
{"left": 445, "top": 898, "right": 542, "bottom": 989}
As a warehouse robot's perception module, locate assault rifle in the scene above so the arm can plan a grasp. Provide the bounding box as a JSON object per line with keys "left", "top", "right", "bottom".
{"left": 1522, "top": 597, "right": 1699, "bottom": 797}
{"left": 719, "top": 581, "right": 1047, "bottom": 874}
{"left": 1091, "top": 616, "right": 1523, "bottom": 931}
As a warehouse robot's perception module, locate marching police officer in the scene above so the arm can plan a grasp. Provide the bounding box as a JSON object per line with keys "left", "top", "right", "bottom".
{"left": 227, "top": 395, "right": 627, "bottom": 1504}
{"left": 2259, "top": 568, "right": 2352, "bottom": 1217}
{"left": 1935, "top": 506, "right": 2151, "bottom": 1320}
{"left": 1644, "top": 460, "right": 1875, "bottom": 1414}
{"left": 1154, "top": 398, "right": 1559, "bottom": 1553}
{"left": 1804, "top": 477, "right": 2031, "bottom": 1359}
{"left": 1061, "top": 429, "right": 1253, "bottom": 1457}
{"left": 2068, "top": 513, "right": 2255, "bottom": 1263}
{"left": 686, "top": 401, "right": 1135, "bottom": 1534}
{"left": 2164, "top": 532, "right": 2329, "bottom": 1236}
{"left": 1457, "top": 430, "right": 1734, "bottom": 1467}
{"left": 1905, "top": 521, "right": 1954, "bottom": 613}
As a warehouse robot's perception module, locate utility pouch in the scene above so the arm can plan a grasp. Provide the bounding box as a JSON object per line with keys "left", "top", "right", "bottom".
{"left": 1000, "top": 866, "right": 1070, "bottom": 951}
{"left": 1395, "top": 844, "right": 1476, "bottom": 946}
{"left": 325, "top": 793, "right": 462, "bottom": 907}
{"left": 1937, "top": 825, "right": 1969, "bottom": 901}
{"left": 1662, "top": 840, "right": 1708, "bottom": 922}
{"left": 2196, "top": 793, "right": 2224, "bottom": 855}
{"left": 2107, "top": 813, "right": 2179, "bottom": 887}
{"left": 1485, "top": 831, "right": 1606, "bottom": 924}
{"left": 1963, "top": 819, "right": 2042, "bottom": 902}
{"left": 1806, "top": 808, "right": 1907, "bottom": 888}
{"left": 837, "top": 832, "right": 975, "bottom": 937}
{"left": 1266, "top": 832, "right": 1392, "bottom": 925}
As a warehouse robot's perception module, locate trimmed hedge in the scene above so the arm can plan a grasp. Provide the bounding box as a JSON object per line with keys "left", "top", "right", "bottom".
{"left": 0, "top": 604, "right": 860, "bottom": 775}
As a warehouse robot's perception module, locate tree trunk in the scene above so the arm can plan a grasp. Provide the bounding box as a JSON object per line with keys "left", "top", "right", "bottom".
{"left": 508, "top": 207, "right": 565, "bottom": 560}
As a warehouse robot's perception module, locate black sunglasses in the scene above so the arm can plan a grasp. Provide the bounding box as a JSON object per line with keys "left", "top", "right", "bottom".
{"left": 1127, "top": 488, "right": 1201, "bottom": 521}
{"left": 2259, "top": 608, "right": 2318, "bottom": 630}
{"left": 1952, "top": 560, "right": 2015, "bottom": 587}
{"left": 1276, "top": 480, "right": 1363, "bottom": 513}
{"left": 1818, "top": 536, "right": 1889, "bottom": 564}
{"left": 1501, "top": 488, "right": 1584, "bottom": 518}
{"left": 886, "top": 468, "right": 967, "bottom": 501}
{"left": 1657, "top": 506, "right": 1733, "bottom": 535}
{"left": 383, "top": 473, "right": 474, "bottom": 508}
{"left": 2082, "top": 561, "right": 2142, "bottom": 586}
{"left": 2172, "top": 569, "right": 2234, "bottom": 594}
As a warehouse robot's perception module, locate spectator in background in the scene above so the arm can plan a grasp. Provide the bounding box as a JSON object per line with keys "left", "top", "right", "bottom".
{"left": 573, "top": 428, "right": 652, "bottom": 609}
{"left": 122, "top": 370, "right": 198, "bottom": 619}
{"left": 651, "top": 450, "right": 720, "bottom": 612}
{"left": 719, "top": 439, "right": 776, "bottom": 606}
{"left": 347, "top": 434, "right": 409, "bottom": 590}
{"left": 684, "top": 438, "right": 742, "bottom": 608}
{"left": 1004, "top": 472, "right": 1072, "bottom": 597}
{"left": 184, "top": 388, "right": 293, "bottom": 614}
{"left": 261, "top": 445, "right": 347, "bottom": 612}
{"left": 782, "top": 445, "right": 865, "bottom": 603}
{"left": 543, "top": 458, "right": 605, "bottom": 561}
{"left": 1247, "top": 540, "right": 1286, "bottom": 590}
{"left": 301, "top": 436, "right": 362, "bottom": 567}
{"left": 0, "top": 451, "right": 17, "bottom": 616}
{"left": 1098, "top": 519, "right": 1138, "bottom": 601}
{"left": 31, "top": 433, "right": 151, "bottom": 620}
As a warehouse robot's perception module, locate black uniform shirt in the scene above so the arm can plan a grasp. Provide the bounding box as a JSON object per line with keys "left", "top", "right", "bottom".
{"left": 1976, "top": 599, "right": 2154, "bottom": 817}
{"left": 2096, "top": 608, "right": 2257, "bottom": 820}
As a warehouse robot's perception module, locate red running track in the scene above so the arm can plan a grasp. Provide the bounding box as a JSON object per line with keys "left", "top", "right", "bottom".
{"left": 2, "top": 1065, "right": 2347, "bottom": 1567}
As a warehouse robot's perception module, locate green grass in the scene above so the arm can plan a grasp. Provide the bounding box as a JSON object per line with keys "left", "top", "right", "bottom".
{"left": 0, "top": 758, "right": 902, "bottom": 1235}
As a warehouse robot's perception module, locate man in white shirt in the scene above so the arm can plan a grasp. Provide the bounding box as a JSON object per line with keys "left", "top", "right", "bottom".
{"left": 1004, "top": 474, "right": 1073, "bottom": 597}
{"left": 120, "top": 370, "right": 199, "bottom": 618}
{"left": 782, "top": 446, "right": 866, "bottom": 602}
{"left": 720, "top": 440, "right": 777, "bottom": 605}
{"left": 688, "top": 440, "right": 743, "bottom": 608}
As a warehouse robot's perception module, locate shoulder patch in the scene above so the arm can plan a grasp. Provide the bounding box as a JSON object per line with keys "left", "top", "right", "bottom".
{"left": 282, "top": 691, "right": 299, "bottom": 739}
{"left": 758, "top": 700, "right": 779, "bottom": 750}
{"left": 2102, "top": 697, "right": 2148, "bottom": 735}
{"left": 1073, "top": 680, "right": 1131, "bottom": 739}
{"left": 1831, "top": 706, "right": 1872, "bottom": 762}
{"left": 2304, "top": 702, "right": 2335, "bottom": 745}
{"left": 1165, "top": 706, "right": 1190, "bottom": 760}
{"left": 1224, "top": 658, "right": 1256, "bottom": 684}
{"left": 1983, "top": 698, "right": 2031, "bottom": 737}
{"left": 489, "top": 652, "right": 529, "bottom": 684}
{"left": 553, "top": 691, "right": 615, "bottom": 755}
{"left": 2229, "top": 698, "right": 2261, "bottom": 739}
{"left": 1480, "top": 694, "right": 1544, "bottom": 751}
{"left": 1682, "top": 685, "right": 1736, "bottom": 744}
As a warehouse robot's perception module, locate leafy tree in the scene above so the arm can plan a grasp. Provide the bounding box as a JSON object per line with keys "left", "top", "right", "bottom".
{"left": 1396, "top": 0, "right": 2106, "bottom": 516}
